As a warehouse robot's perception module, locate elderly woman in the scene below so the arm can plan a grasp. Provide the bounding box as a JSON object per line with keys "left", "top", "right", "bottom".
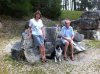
{"left": 28, "top": 10, "right": 47, "bottom": 63}
{"left": 60, "top": 19, "right": 74, "bottom": 61}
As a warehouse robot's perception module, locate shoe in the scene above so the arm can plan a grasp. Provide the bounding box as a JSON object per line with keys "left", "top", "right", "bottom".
{"left": 41, "top": 59, "right": 48, "bottom": 63}
{"left": 64, "top": 57, "right": 67, "bottom": 61}
{"left": 70, "top": 56, "right": 74, "bottom": 61}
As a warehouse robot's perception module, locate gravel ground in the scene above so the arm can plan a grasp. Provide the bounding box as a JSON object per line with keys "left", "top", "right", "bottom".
{"left": 0, "top": 38, "right": 100, "bottom": 74}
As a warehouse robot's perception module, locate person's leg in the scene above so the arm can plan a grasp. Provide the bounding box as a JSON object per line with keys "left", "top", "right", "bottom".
{"left": 38, "top": 35, "right": 46, "bottom": 62}
{"left": 32, "top": 35, "right": 46, "bottom": 62}
{"left": 69, "top": 42, "right": 74, "bottom": 61}
{"left": 39, "top": 45, "right": 46, "bottom": 62}
{"left": 63, "top": 40, "right": 69, "bottom": 60}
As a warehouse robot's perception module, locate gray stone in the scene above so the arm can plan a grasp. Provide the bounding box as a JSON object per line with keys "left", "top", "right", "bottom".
{"left": 21, "top": 32, "right": 33, "bottom": 49}
{"left": 24, "top": 48, "right": 40, "bottom": 63}
{"left": 73, "top": 32, "right": 84, "bottom": 42}
{"left": 73, "top": 42, "right": 86, "bottom": 52}
{"left": 61, "top": 20, "right": 66, "bottom": 26}
{"left": 71, "top": 19, "right": 80, "bottom": 30}
{"left": 45, "top": 27, "right": 58, "bottom": 45}
{"left": 79, "top": 19, "right": 99, "bottom": 30}
{"left": 11, "top": 42, "right": 25, "bottom": 60}
{"left": 81, "top": 11, "right": 100, "bottom": 20}
{"left": 79, "top": 29, "right": 100, "bottom": 40}
{"left": 0, "top": 22, "right": 3, "bottom": 29}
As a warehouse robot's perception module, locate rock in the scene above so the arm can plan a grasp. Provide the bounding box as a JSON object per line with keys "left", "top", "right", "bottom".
{"left": 24, "top": 48, "right": 40, "bottom": 63}
{"left": 45, "top": 27, "right": 58, "bottom": 45}
{"left": 76, "top": 11, "right": 100, "bottom": 40}
{"left": 45, "top": 42, "right": 54, "bottom": 54}
{"left": 0, "top": 22, "right": 3, "bottom": 29}
{"left": 79, "top": 19, "right": 99, "bottom": 30}
{"left": 73, "top": 42, "right": 86, "bottom": 52}
{"left": 21, "top": 32, "right": 33, "bottom": 49}
{"left": 79, "top": 29, "right": 100, "bottom": 40}
{"left": 11, "top": 42, "right": 25, "bottom": 60}
{"left": 71, "top": 19, "right": 80, "bottom": 30}
{"left": 73, "top": 32, "right": 84, "bottom": 42}
{"left": 61, "top": 20, "right": 66, "bottom": 26}
{"left": 19, "top": 27, "right": 57, "bottom": 63}
{"left": 81, "top": 11, "right": 100, "bottom": 20}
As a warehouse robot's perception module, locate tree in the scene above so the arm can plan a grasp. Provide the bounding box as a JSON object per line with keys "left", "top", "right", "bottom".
{"left": 31, "top": 0, "right": 61, "bottom": 19}
{"left": 79, "top": 0, "right": 93, "bottom": 10}
{"left": 0, "top": 0, "right": 61, "bottom": 19}
{"left": 0, "top": 0, "right": 33, "bottom": 17}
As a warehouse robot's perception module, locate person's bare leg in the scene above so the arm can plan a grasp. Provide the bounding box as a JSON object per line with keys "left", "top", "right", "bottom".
{"left": 64, "top": 41, "right": 69, "bottom": 60}
{"left": 40, "top": 46, "right": 45, "bottom": 62}
{"left": 40, "top": 45, "right": 46, "bottom": 62}
{"left": 42, "top": 45, "right": 46, "bottom": 60}
{"left": 70, "top": 42, "right": 74, "bottom": 61}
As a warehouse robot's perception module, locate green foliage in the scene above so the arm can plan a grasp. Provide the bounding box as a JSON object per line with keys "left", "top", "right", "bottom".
{"left": 0, "top": 0, "right": 33, "bottom": 17}
{"left": 87, "top": 40, "right": 100, "bottom": 48}
{"left": 31, "top": 0, "right": 61, "bottom": 19}
{"left": 49, "top": 0, "right": 61, "bottom": 19}
{"left": 60, "top": 10, "right": 82, "bottom": 20}
{"left": 0, "top": 0, "right": 61, "bottom": 19}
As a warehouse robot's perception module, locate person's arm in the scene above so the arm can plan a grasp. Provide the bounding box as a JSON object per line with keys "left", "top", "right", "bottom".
{"left": 28, "top": 27, "right": 32, "bottom": 38}
{"left": 41, "top": 26, "right": 45, "bottom": 39}
{"left": 28, "top": 20, "right": 32, "bottom": 38}
{"left": 40, "top": 20, "right": 45, "bottom": 39}
{"left": 71, "top": 27, "right": 74, "bottom": 40}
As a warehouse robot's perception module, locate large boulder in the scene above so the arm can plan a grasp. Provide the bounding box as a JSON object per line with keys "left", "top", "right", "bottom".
{"left": 44, "top": 27, "right": 58, "bottom": 45}
{"left": 81, "top": 11, "right": 100, "bottom": 20}
{"left": 73, "top": 32, "right": 84, "bottom": 42}
{"left": 20, "top": 27, "right": 57, "bottom": 63}
{"left": 79, "top": 19, "right": 99, "bottom": 30}
{"left": 11, "top": 42, "right": 25, "bottom": 60}
{"left": 79, "top": 29, "right": 100, "bottom": 40}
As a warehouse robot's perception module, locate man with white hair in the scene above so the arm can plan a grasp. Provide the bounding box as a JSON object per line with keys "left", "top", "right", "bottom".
{"left": 60, "top": 19, "right": 74, "bottom": 61}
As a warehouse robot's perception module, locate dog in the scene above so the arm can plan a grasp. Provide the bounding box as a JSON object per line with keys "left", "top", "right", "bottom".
{"left": 54, "top": 45, "right": 63, "bottom": 62}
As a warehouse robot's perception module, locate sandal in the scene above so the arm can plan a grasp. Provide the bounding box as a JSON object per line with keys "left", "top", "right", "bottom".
{"left": 64, "top": 57, "right": 67, "bottom": 61}
{"left": 70, "top": 56, "right": 74, "bottom": 61}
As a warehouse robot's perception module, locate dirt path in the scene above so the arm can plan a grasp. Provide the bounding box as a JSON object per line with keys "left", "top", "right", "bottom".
{"left": 0, "top": 38, "right": 100, "bottom": 74}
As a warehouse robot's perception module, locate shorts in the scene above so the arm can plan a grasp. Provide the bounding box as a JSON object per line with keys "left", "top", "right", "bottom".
{"left": 61, "top": 39, "right": 73, "bottom": 45}
{"left": 32, "top": 35, "right": 44, "bottom": 47}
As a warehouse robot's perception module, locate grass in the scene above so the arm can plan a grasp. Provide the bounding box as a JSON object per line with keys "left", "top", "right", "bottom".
{"left": 0, "top": 54, "right": 46, "bottom": 74}
{"left": 87, "top": 40, "right": 100, "bottom": 48}
{"left": 60, "top": 10, "right": 82, "bottom": 20}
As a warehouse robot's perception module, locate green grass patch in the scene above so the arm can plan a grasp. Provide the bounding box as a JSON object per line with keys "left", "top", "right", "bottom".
{"left": 87, "top": 40, "right": 100, "bottom": 48}
{"left": 60, "top": 10, "right": 82, "bottom": 20}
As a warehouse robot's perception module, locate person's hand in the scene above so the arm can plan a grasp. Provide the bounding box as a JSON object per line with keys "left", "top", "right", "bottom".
{"left": 66, "top": 38, "right": 73, "bottom": 43}
{"left": 28, "top": 35, "right": 32, "bottom": 39}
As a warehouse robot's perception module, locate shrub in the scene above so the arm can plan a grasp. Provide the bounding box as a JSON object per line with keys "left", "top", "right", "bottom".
{"left": 0, "top": 0, "right": 33, "bottom": 17}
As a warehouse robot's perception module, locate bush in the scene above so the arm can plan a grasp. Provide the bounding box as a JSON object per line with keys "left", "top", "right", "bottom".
{"left": 31, "top": 0, "right": 61, "bottom": 20}
{"left": 0, "top": 0, "right": 33, "bottom": 17}
{"left": 0, "top": 0, "right": 61, "bottom": 19}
